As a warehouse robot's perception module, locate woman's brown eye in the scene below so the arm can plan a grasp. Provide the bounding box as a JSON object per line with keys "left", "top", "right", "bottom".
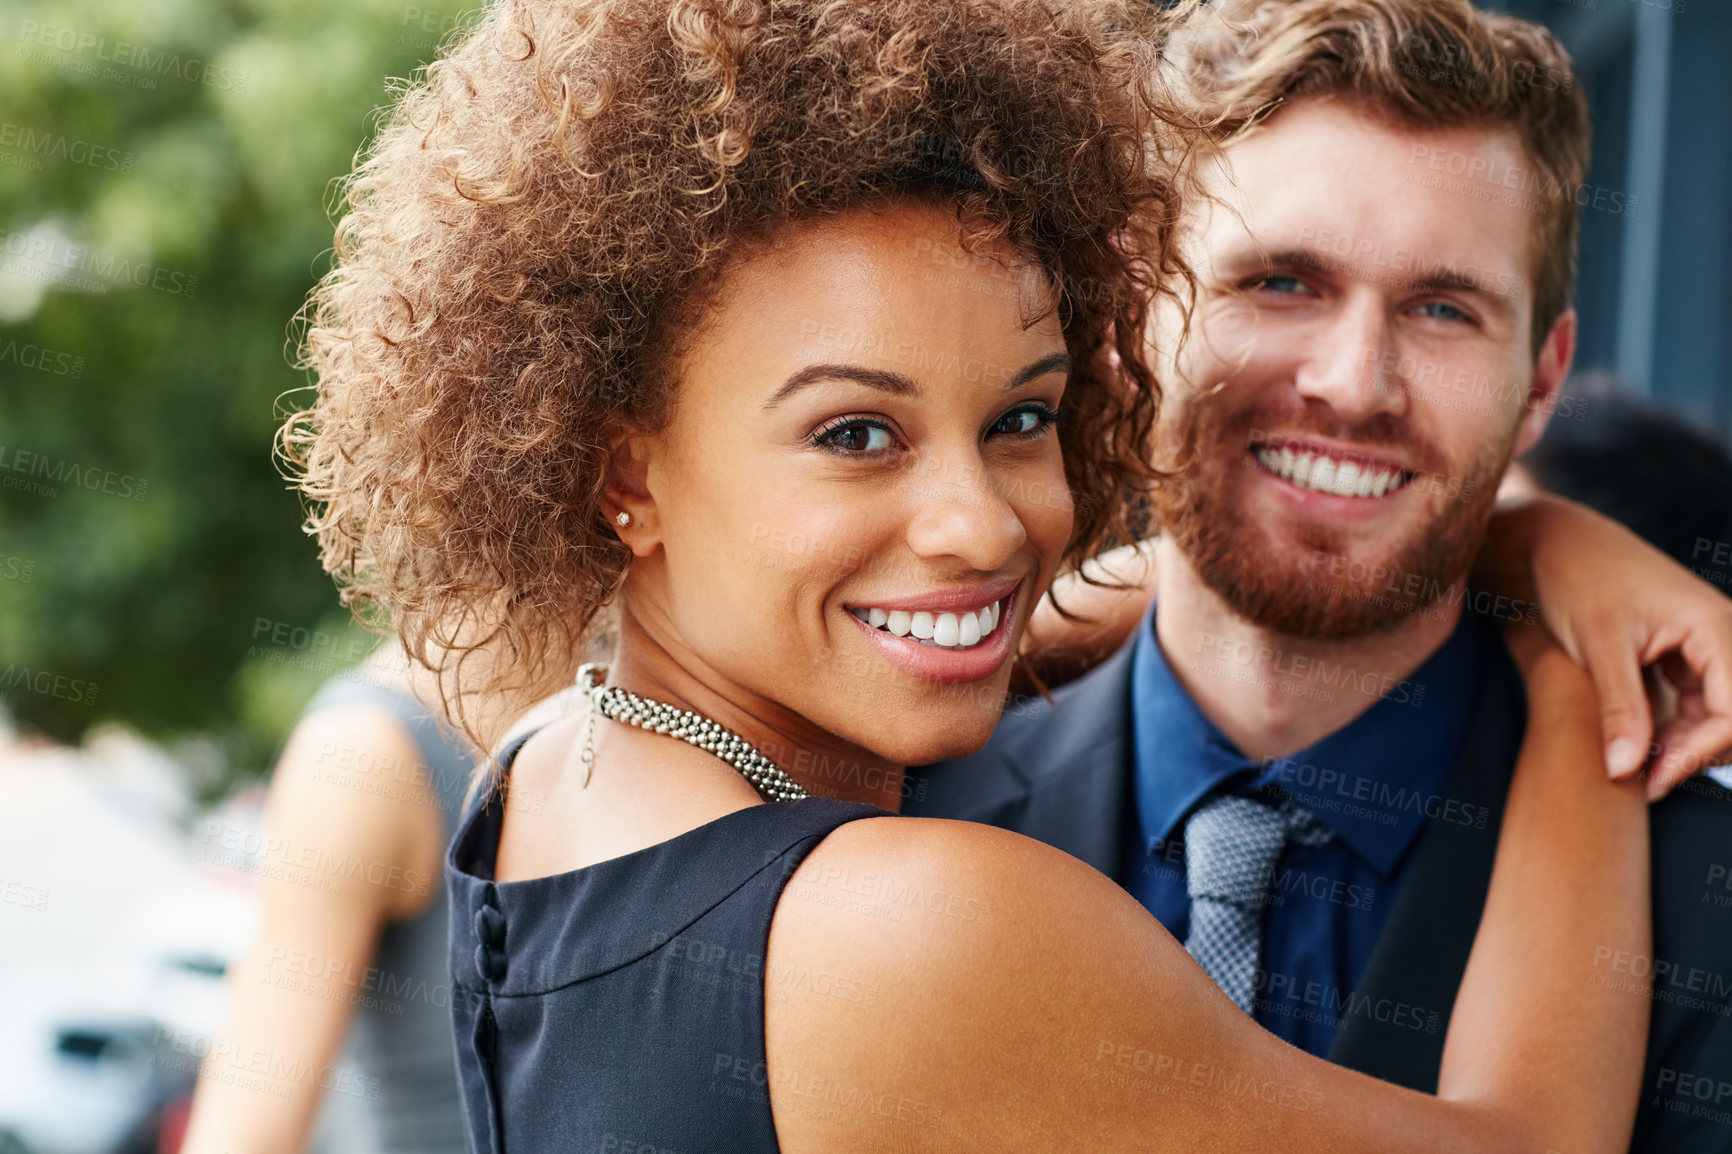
{"left": 817, "top": 421, "right": 893, "bottom": 453}
{"left": 991, "top": 404, "right": 1059, "bottom": 439}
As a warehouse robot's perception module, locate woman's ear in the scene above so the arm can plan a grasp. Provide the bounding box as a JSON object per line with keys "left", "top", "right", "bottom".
{"left": 604, "top": 432, "right": 660, "bottom": 558}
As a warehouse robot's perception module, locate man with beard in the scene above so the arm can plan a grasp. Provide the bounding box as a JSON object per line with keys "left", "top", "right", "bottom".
{"left": 908, "top": 1, "right": 1732, "bottom": 1148}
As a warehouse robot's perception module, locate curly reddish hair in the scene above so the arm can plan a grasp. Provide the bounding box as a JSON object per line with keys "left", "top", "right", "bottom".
{"left": 281, "top": 0, "right": 1201, "bottom": 728}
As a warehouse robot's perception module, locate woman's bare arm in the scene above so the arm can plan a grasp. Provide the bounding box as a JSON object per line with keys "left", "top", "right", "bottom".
{"left": 766, "top": 629, "right": 1648, "bottom": 1152}
{"left": 1437, "top": 624, "right": 1650, "bottom": 1145}
{"left": 180, "top": 704, "right": 445, "bottom": 1154}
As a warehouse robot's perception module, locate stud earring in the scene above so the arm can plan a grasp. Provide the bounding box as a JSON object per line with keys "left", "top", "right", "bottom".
{"left": 615, "top": 511, "right": 632, "bottom": 528}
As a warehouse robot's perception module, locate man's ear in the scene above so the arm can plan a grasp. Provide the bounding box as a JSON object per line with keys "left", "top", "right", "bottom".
{"left": 1513, "top": 307, "right": 1577, "bottom": 456}
{"left": 604, "top": 431, "right": 660, "bottom": 559}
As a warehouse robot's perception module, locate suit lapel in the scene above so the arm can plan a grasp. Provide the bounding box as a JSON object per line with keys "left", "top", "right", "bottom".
{"left": 1006, "top": 670, "right": 1136, "bottom": 878}
{"left": 1325, "top": 638, "right": 1525, "bottom": 1090}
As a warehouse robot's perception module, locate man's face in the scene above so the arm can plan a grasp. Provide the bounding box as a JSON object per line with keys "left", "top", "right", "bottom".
{"left": 1151, "top": 98, "right": 1575, "bottom": 638}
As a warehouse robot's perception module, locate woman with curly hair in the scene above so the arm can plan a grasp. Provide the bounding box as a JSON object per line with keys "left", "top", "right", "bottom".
{"left": 279, "top": 1, "right": 1672, "bottom": 1149}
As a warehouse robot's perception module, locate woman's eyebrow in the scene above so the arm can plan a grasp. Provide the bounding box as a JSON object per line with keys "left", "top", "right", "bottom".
{"left": 764, "top": 351, "right": 1069, "bottom": 409}
{"left": 1010, "top": 352, "right": 1070, "bottom": 389}
{"left": 763, "top": 363, "right": 920, "bottom": 409}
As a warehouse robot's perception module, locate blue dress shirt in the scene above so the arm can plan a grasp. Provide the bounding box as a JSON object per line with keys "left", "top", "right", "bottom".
{"left": 1122, "top": 606, "right": 1485, "bottom": 1055}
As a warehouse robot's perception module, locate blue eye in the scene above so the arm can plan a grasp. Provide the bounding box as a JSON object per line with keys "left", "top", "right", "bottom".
{"left": 813, "top": 418, "right": 896, "bottom": 455}
{"left": 1415, "top": 301, "right": 1469, "bottom": 322}
{"left": 1255, "top": 275, "right": 1307, "bottom": 295}
{"left": 990, "top": 403, "right": 1060, "bottom": 440}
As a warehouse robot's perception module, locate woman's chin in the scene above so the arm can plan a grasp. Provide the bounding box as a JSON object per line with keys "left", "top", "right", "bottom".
{"left": 863, "top": 712, "right": 1003, "bottom": 768}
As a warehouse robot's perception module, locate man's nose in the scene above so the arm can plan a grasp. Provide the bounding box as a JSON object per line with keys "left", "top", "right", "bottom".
{"left": 1293, "top": 292, "right": 1404, "bottom": 423}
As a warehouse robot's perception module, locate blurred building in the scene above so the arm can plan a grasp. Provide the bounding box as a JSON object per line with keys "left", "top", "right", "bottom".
{"left": 1491, "top": 0, "right": 1732, "bottom": 439}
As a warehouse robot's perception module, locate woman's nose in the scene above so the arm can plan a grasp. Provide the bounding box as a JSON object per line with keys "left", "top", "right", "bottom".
{"left": 902, "top": 454, "right": 1029, "bottom": 572}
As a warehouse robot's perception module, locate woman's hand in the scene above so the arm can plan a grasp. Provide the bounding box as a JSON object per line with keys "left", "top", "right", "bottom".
{"left": 1478, "top": 493, "right": 1732, "bottom": 799}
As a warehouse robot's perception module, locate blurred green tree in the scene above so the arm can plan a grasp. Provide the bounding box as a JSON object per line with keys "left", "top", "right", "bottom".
{"left": 0, "top": 0, "right": 479, "bottom": 792}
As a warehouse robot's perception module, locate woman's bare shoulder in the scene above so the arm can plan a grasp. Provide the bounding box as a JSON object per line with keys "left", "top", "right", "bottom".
{"left": 777, "top": 814, "right": 1156, "bottom": 977}
{"left": 763, "top": 815, "right": 1319, "bottom": 1150}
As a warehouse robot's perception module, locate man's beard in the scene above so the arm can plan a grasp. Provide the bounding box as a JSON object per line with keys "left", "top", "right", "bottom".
{"left": 1152, "top": 394, "right": 1516, "bottom": 640}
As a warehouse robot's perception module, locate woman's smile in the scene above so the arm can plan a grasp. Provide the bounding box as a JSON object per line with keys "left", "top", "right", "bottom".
{"left": 848, "top": 599, "right": 1001, "bottom": 648}
{"left": 834, "top": 571, "right": 1025, "bottom": 684}
{"left": 842, "top": 579, "right": 1023, "bottom": 685}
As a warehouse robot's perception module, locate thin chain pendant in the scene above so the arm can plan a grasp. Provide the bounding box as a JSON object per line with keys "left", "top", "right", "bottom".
{"left": 575, "top": 663, "right": 808, "bottom": 802}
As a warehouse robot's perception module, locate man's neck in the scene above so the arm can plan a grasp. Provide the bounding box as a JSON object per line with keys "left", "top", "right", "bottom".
{"left": 1153, "top": 539, "right": 1464, "bottom": 764}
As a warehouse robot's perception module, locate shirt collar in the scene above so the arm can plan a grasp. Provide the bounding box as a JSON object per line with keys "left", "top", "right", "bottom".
{"left": 1131, "top": 604, "right": 1485, "bottom": 879}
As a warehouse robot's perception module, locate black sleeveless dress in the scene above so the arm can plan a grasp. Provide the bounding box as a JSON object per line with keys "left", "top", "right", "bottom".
{"left": 446, "top": 731, "right": 887, "bottom": 1152}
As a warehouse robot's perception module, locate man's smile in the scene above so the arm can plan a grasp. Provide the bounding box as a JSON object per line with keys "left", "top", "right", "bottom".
{"left": 1249, "top": 436, "right": 1416, "bottom": 500}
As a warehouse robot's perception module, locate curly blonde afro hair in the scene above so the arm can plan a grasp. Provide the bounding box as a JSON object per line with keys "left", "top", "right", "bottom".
{"left": 282, "top": 0, "right": 1201, "bottom": 723}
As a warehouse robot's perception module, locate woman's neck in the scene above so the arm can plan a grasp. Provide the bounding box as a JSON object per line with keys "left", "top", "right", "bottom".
{"left": 608, "top": 610, "right": 907, "bottom": 812}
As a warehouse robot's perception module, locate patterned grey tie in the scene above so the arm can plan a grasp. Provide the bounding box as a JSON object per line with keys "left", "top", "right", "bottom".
{"left": 1182, "top": 793, "right": 1334, "bottom": 1013}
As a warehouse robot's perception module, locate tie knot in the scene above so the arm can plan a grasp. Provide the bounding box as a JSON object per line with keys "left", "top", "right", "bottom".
{"left": 1183, "top": 793, "right": 1333, "bottom": 906}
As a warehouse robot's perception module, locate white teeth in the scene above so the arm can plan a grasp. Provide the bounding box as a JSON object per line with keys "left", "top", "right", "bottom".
{"left": 1254, "top": 445, "right": 1408, "bottom": 500}
{"left": 1333, "top": 460, "right": 1359, "bottom": 498}
{"left": 851, "top": 597, "right": 1005, "bottom": 650}
{"left": 956, "top": 609, "right": 983, "bottom": 648}
{"left": 933, "top": 613, "right": 960, "bottom": 646}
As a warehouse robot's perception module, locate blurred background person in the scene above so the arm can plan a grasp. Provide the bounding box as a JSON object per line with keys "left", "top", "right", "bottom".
{"left": 178, "top": 645, "right": 472, "bottom": 1154}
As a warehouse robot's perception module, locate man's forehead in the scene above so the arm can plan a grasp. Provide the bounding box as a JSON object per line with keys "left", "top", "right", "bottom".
{"left": 1196, "top": 99, "right": 1533, "bottom": 290}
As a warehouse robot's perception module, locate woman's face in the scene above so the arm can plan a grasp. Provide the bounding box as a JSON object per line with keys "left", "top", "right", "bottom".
{"left": 619, "top": 200, "right": 1074, "bottom": 766}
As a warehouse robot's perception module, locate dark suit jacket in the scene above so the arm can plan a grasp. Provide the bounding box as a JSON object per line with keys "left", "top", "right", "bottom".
{"left": 905, "top": 636, "right": 1732, "bottom": 1152}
